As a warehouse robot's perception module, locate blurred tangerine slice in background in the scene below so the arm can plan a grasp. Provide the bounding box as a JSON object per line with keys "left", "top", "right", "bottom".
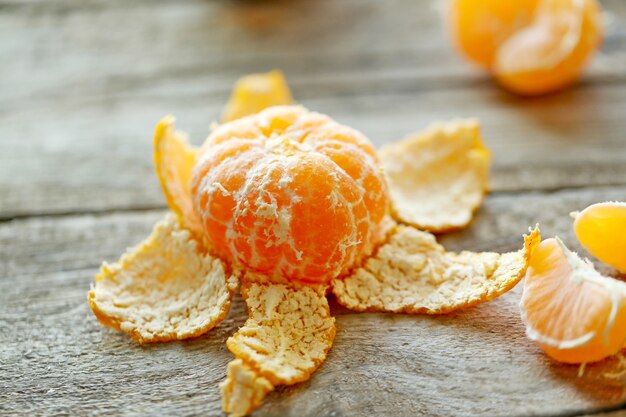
{"left": 450, "top": 0, "right": 540, "bottom": 68}
{"left": 449, "top": 0, "right": 603, "bottom": 95}
{"left": 494, "top": 0, "right": 603, "bottom": 95}
{"left": 521, "top": 237, "right": 626, "bottom": 364}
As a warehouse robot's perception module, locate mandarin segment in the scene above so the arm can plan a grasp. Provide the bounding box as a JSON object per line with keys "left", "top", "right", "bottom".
{"left": 221, "top": 70, "right": 293, "bottom": 123}
{"left": 494, "top": 0, "right": 603, "bottom": 95}
{"left": 449, "top": 0, "right": 603, "bottom": 95}
{"left": 332, "top": 225, "right": 540, "bottom": 314}
{"left": 449, "top": 0, "right": 540, "bottom": 68}
{"left": 521, "top": 238, "right": 626, "bottom": 363}
{"left": 573, "top": 202, "right": 626, "bottom": 273}
{"left": 154, "top": 116, "right": 204, "bottom": 237}
{"left": 191, "top": 105, "right": 389, "bottom": 283}
{"left": 88, "top": 214, "right": 239, "bottom": 343}
{"left": 380, "top": 119, "right": 490, "bottom": 233}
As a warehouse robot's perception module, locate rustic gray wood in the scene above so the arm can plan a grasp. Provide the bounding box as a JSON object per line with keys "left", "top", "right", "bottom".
{"left": 1, "top": 0, "right": 626, "bottom": 218}
{"left": 3, "top": 0, "right": 626, "bottom": 415}
{"left": 3, "top": 187, "right": 626, "bottom": 417}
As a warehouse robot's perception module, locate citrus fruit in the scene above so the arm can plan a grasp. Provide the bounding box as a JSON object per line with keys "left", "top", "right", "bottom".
{"left": 573, "top": 202, "right": 626, "bottom": 273}
{"left": 494, "top": 0, "right": 603, "bottom": 95}
{"left": 449, "top": 0, "right": 603, "bottom": 95}
{"left": 449, "top": 0, "right": 540, "bottom": 69}
{"left": 521, "top": 237, "right": 626, "bottom": 363}
{"left": 191, "top": 105, "right": 389, "bottom": 283}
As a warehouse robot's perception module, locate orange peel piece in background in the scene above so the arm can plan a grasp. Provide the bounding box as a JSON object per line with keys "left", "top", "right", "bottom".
{"left": 221, "top": 278, "right": 336, "bottom": 415}
{"left": 493, "top": 0, "right": 603, "bottom": 96}
{"left": 88, "top": 214, "right": 239, "bottom": 343}
{"left": 221, "top": 70, "right": 294, "bottom": 123}
{"left": 573, "top": 202, "right": 626, "bottom": 274}
{"left": 521, "top": 238, "right": 626, "bottom": 364}
{"left": 332, "top": 225, "right": 540, "bottom": 314}
{"left": 380, "top": 119, "right": 490, "bottom": 233}
{"left": 154, "top": 116, "right": 204, "bottom": 238}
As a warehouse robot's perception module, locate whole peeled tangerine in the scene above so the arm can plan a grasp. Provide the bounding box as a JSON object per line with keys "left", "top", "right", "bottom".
{"left": 191, "top": 105, "right": 389, "bottom": 283}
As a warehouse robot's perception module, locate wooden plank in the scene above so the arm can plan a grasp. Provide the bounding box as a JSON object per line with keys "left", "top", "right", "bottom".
{"left": 3, "top": 81, "right": 626, "bottom": 219}
{"left": 1, "top": 0, "right": 626, "bottom": 218}
{"left": 3, "top": 186, "right": 626, "bottom": 416}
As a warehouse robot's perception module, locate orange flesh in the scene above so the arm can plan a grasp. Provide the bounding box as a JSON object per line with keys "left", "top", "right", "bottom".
{"left": 574, "top": 202, "right": 626, "bottom": 274}
{"left": 494, "top": 0, "right": 603, "bottom": 95}
{"left": 190, "top": 106, "right": 389, "bottom": 283}
{"left": 521, "top": 238, "right": 626, "bottom": 363}
{"left": 449, "top": 0, "right": 603, "bottom": 95}
{"left": 450, "top": 0, "right": 540, "bottom": 68}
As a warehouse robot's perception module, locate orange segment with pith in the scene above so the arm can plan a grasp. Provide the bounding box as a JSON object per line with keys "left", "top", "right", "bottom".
{"left": 449, "top": 0, "right": 540, "bottom": 69}
{"left": 494, "top": 0, "right": 603, "bottom": 95}
{"left": 449, "top": 0, "right": 603, "bottom": 95}
{"left": 573, "top": 202, "right": 626, "bottom": 274}
{"left": 521, "top": 237, "right": 626, "bottom": 364}
{"left": 153, "top": 116, "right": 204, "bottom": 237}
{"left": 191, "top": 105, "right": 389, "bottom": 284}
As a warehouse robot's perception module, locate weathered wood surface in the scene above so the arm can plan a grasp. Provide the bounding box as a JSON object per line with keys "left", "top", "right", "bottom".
{"left": 3, "top": 188, "right": 626, "bottom": 417}
{"left": 3, "top": 0, "right": 626, "bottom": 416}
{"left": 1, "top": 0, "right": 626, "bottom": 218}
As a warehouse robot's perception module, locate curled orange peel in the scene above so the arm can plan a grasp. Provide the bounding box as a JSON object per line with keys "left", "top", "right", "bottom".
{"left": 88, "top": 214, "right": 239, "bottom": 343}
{"left": 221, "top": 276, "right": 335, "bottom": 415}
{"left": 332, "top": 225, "right": 540, "bottom": 314}
{"left": 153, "top": 116, "right": 204, "bottom": 238}
{"left": 381, "top": 119, "right": 491, "bottom": 233}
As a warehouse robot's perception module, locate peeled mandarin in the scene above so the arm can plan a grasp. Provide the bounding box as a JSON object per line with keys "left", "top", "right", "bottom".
{"left": 494, "top": 0, "right": 603, "bottom": 95}
{"left": 191, "top": 105, "right": 389, "bottom": 283}
{"left": 521, "top": 237, "right": 626, "bottom": 364}
{"left": 573, "top": 202, "right": 626, "bottom": 274}
{"left": 449, "top": 0, "right": 540, "bottom": 68}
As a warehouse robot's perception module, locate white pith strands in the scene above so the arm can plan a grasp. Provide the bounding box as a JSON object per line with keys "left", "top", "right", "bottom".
{"left": 520, "top": 237, "right": 626, "bottom": 351}
{"left": 192, "top": 107, "right": 387, "bottom": 281}
{"left": 497, "top": 0, "right": 586, "bottom": 74}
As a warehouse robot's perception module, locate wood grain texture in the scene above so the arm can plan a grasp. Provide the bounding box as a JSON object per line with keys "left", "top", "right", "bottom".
{"left": 3, "top": 187, "right": 626, "bottom": 417}
{"left": 1, "top": 0, "right": 626, "bottom": 218}
{"left": 3, "top": 0, "right": 626, "bottom": 416}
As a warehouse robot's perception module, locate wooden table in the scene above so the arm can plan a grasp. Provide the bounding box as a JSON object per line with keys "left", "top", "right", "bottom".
{"left": 2, "top": 1, "right": 626, "bottom": 416}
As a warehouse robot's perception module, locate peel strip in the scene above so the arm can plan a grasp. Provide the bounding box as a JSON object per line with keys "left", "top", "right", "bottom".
{"left": 89, "top": 214, "right": 238, "bottom": 343}
{"left": 380, "top": 119, "right": 491, "bottom": 233}
{"left": 332, "top": 225, "right": 540, "bottom": 314}
{"left": 221, "top": 276, "right": 335, "bottom": 415}
{"left": 154, "top": 116, "right": 204, "bottom": 238}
